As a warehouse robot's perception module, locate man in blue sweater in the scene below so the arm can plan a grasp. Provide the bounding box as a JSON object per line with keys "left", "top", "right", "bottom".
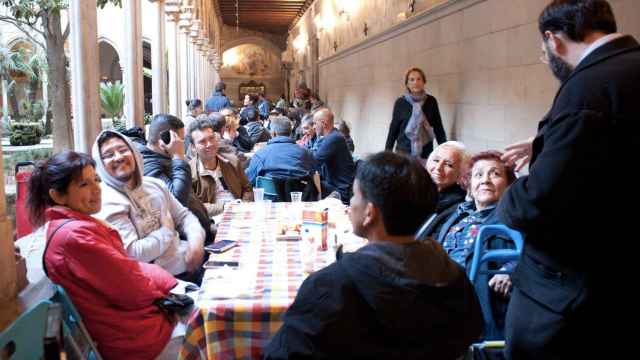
{"left": 245, "top": 116, "right": 314, "bottom": 184}
{"left": 312, "top": 108, "right": 355, "bottom": 202}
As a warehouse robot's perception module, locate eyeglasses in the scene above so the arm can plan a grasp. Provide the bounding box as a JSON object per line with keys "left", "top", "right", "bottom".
{"left": 101, "top": 146, "right": 132, "bottom": 161}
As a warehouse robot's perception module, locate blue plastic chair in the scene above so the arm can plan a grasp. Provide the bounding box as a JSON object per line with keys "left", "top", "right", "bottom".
{"left": 51, "top": 285, "right": 103, "bottom": 360}
{"left": 256, "top": 176, "right": 278, "bottom": 201}
{"left": 0, "top": 301, "right": 51, "bottom": 359}
{"left": 468, "top": 225, "right": 523, "bottom": 283}
{"left": 468, "top": 224, "right": 523, "bottom": 342}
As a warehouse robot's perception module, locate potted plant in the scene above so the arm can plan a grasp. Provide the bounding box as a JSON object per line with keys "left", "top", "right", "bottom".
{"left": 100, "top": 81, "right": 125, "bottom": 130}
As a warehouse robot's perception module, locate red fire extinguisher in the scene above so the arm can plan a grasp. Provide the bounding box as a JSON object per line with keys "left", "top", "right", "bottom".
{"left": 15, "top": 161, "right": 35, "bottom": 240}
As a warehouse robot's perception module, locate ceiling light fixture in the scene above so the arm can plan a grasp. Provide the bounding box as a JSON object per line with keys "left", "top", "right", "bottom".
{"left": 235, "top": 0, "right": 239, "bottom": 32}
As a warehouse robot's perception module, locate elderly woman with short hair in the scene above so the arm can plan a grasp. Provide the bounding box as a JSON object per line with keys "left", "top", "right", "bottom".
{"left": 435, "top": 150, "right": 517, "bottom": 339}
{"left": 420, "top": 141, "right": 470, "bottom": 238}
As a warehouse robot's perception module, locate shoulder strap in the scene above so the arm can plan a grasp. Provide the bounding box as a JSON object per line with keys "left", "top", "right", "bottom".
{"left": 42, "top": 219, "right": 76, "bottom": 277}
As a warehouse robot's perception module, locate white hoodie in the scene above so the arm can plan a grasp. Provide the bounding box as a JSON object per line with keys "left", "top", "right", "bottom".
{"left": 92, "top": 130, "right": 205, "bottom": 275}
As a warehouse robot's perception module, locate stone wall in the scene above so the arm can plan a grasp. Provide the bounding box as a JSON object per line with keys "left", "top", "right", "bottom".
{"left": 288, "top": 0, "right": 640, "bottom": 156}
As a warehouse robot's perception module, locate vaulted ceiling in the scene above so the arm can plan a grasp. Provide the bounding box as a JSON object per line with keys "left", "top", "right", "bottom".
{"left": 217, "top": 0, "right": 313, "bottom": 34}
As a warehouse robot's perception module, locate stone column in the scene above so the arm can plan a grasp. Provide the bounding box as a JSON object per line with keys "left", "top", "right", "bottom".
{"left": 166, "top": 1, "right": 181, "bottom": 116}
{"left": 0, "top": 141, "right": 18, "bottom": 330}
{"left": 189, "top": 43, "right": 197, "bottom": 100}
{"left": 199, "top": 47, "right": 206, "bottom": 101}
{"left": 151, "top": 0, "right": 167, "bottom": 114}
{"left": 179, "top": 7, "right": 193, "bottom": 119}
{"left": 123, "top": 0, "right": 144, "bottom": 127}
{"left": 69, "top": 0, "right": 101, "bottom": 152}
{"left": 213, "top": 56, "right": 222, "bottom": 87}
{"left": 190, "top": 20, "right": 200, "bottom": 100}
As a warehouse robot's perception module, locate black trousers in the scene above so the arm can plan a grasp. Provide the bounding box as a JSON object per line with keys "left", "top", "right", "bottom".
{"left": 505, "top": 285, "right": 632, "bottom": 360}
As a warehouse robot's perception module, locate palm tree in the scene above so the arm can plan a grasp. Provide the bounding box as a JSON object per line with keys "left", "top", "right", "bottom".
{"left": 100, "top": 81, "right": 125, "bottom": 129}
{"left": 0, "top": 45, "right": 21, "bottom": 122}
{"left": 24, "top": 50, "right": 46, "bottom": 104}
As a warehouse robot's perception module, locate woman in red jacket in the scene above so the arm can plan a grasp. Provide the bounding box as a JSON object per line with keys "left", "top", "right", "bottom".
{"left": 27, "top": 151, "right": 180, "bottom": 360}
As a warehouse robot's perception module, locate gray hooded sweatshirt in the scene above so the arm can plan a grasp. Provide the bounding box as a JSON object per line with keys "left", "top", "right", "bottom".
{"left": 92, "top": 130, "right": 205, "bottom": 275}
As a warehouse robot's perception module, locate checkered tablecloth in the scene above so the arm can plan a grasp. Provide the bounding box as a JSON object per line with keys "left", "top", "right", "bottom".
{"left": 179, "top": 201, "right": 360, "bottom": 360}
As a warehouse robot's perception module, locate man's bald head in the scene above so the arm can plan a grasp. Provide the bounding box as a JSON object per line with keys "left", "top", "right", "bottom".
{"left": 313, "top": 108, "right": 334, "bottom": 136}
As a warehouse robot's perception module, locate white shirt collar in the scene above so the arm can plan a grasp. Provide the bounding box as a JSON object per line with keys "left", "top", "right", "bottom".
{"left": 578, "top": 33, "right": 624, "bottom": 65}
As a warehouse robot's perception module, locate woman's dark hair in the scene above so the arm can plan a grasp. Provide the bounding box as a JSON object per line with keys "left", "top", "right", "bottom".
{"left": 459, "top": 150, "right": 516, "bottom": 190}
{"left": 27, "top": 151, "right": 96, "bottom": 226}
{"left": 539, "top": 0, "right": 616, "bottom": 42}
{"left": 356, "top": 151, "right": 438, "bottom": 236}
{"left": 185, "top": 98, "right": 202, "bottom": 111}
{"left": 404, "top": 67, "right": 427, "bottom": 86}
{"left": 207, "top": 113, "right": 227, "bottom": 133}
{"left": 245, "top": 93, "right": 259, "bottom": 104}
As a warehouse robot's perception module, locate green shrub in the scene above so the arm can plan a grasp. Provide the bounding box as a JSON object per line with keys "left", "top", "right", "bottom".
{"left": 9, "top": 122, "right": 44, "bottom": 145}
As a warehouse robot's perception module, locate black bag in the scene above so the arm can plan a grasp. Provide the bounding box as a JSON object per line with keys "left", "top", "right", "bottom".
{"left": 154, "top": 293, "right": 194, "bottom": 317}
{"left": 272, "top": 176, "right": 319, "bottom": 202}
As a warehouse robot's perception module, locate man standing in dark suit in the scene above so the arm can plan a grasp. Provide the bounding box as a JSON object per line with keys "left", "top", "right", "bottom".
{"left": 497, "top": 1, "right": 640, "bottom": 358}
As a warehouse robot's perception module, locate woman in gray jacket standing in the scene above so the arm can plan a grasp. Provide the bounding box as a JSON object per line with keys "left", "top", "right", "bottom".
{"left": 385, "top": 67, "right": 447, "bottom": 161}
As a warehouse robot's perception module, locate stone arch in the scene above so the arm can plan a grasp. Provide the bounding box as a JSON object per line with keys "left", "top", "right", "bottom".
{"left": 222, "top": 36, "right": 283, "bottom": 57}
{"left": 97, "top": 36, "right": 121, "bottom": 58}
{"left": 6, "top": 36, "right": 34, "bottom": 51}
{"left": 98, "top": 39, "right": 122, "bottom": 83}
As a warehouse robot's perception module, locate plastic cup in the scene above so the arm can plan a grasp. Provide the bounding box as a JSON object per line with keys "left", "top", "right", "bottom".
{"left": 254, "top": 188, "right": 264, "bottom": 202}
{"left": 290, "top": 192, "right": 302, "bottom": 203}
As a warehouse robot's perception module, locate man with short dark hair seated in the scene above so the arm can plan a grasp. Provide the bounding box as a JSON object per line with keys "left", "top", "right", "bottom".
{"left": 264, "top": 151, "right": 483, "bottom": 360}
{"left": 187, "top": 117, "right": 253, "bottom": 219}
{"left": 245, "top": 116, "right": 314, "bottom": 185}
{"left": 138, "top": 113, "right": 214, "bottom": 245}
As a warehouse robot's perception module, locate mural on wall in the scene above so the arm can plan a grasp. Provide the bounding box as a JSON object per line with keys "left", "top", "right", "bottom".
{"left": 223, "top": 44, "right": 280, "bottom": 77}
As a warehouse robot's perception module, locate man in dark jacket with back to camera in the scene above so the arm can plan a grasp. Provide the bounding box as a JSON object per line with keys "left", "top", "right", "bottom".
{"left": 264, "top": 151, "right": 482, "bottom": 360}
{"left": 205, "top": 81, "right": 232, "bottom": 113}
{"left": 311, "top": 108, "right": 355, "bottom": 201}
{"left": 497, "top": 1, "right": 640, "bottom": 358}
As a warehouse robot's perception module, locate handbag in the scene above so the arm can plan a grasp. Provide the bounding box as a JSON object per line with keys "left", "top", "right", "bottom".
{"left": 154, "top": 293, "right": 194, "bottom": 317}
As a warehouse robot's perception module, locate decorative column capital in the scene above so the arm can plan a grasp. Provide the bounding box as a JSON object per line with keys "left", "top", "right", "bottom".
{"left": 190, "top": 19, "right": 201, "bottom": 41}
{"left": 165, "top": 0, "right": 181, "bottom": 21}
{"left": 178, "top": 6, "right": 193, "bottom": 31}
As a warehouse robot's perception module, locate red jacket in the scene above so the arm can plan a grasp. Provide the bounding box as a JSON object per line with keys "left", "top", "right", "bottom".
{"left": 44, "top": 206, "right": 177, "bottom": 360}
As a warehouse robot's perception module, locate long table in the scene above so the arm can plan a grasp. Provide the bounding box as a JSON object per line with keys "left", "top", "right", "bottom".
{"left": 179, "top": 201, "right": 364, "bottom": 360}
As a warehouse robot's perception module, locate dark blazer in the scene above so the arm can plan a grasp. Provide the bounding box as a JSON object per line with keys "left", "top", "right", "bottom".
{"left": 385, "top": 95, "right": 447, "bottom": 159}
{"left": 497, "top": 36, "right": 640, "bottom": 335}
